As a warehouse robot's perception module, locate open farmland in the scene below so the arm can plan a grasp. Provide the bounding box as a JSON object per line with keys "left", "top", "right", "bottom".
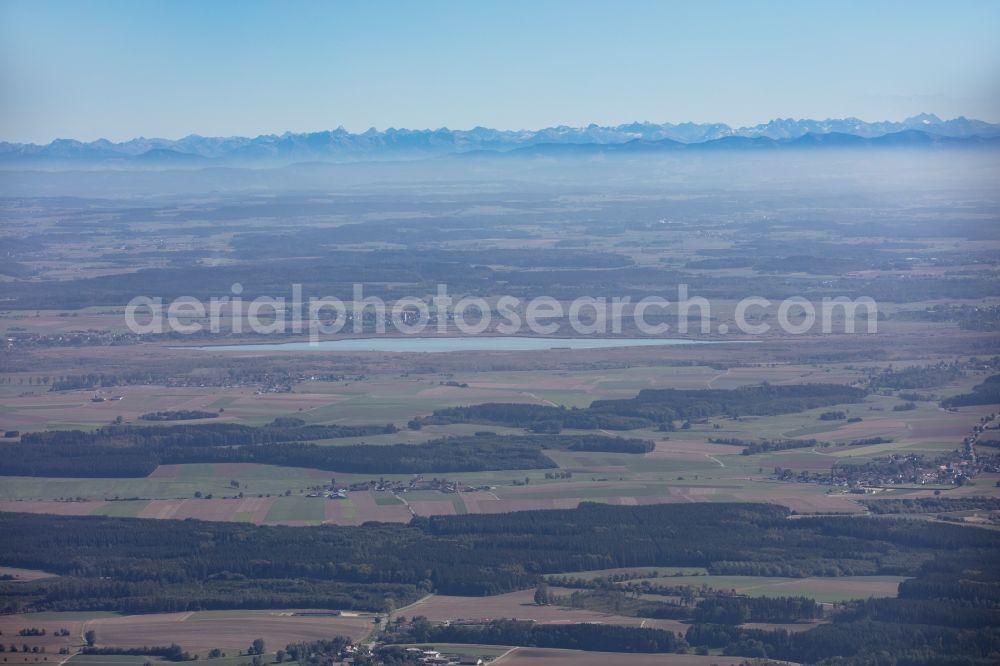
{"left": 394, "top": 589, "right": 687, "bottom": 634}
{"left": 0, "top": 610, "right": 375, "bottom": 658}
{"left": 632, "top": 574, "right": 907, "bottom": 603}
{"left": 81, "top": 610, "right": 375, "bottom": 653}
{"left": 494, "top": 648, "right": 745, "bottom": 665}
{"left": 1, "top": 77, "right": 1000, "bottom": 666}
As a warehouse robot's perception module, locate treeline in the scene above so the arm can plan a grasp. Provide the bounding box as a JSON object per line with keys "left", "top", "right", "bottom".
{"left": 1, "top": 420, "right": 394, "bottom": 477}
{"left": 49, "top": 372, "right": 165, "bottom": 392}
{"left": 942, "top": 375, "right": 1000, "bottom": 408}
{"left": 3, "top": 502, "right": 997, "bottom": 613}
{"left": 163, "top": 431, "right": 652, "bottom": 469}
{"left": 848, "top": 436, "right": 892, "bottom": 446}
{"left": 424, "top": 619, "right": 686, "bottom": 654}
{"left": 158, "top": 435, "right": 559, "bottom": 473}
{"left": 139, "top": 410, "right": 218, "bottom": 421}
{"left": 423, "top": 402, "right": 649, "bottom": 431}
{"left": 20, "top": 420, "right": 398, "bottom": 449}
{"left": 839, "top": 597, "right": 1000, "bottom": 630}
{"left": 81, "top": 645, "right": 192, "bottom": 661}
{"left": 862, "top": 497, "right": 1000, "bottom": 514}
{"left": 679, "top": 548, "right": 1000, "bottom": 664}
{"left": 708, "top": 438, "right": 818, "bottom": 455}
{"left": 1, "top": 428, "right": 652, "bottom": 477}
{"left": 283, "top": 638, "right": 352, "bottom": 666}
{"left": 424, "top": 383, "right": 867, "bottom": 432}
{"left": 684, "top": 621, "right": 1000, "bottom": 664}
{"left": 0, "top": 577, "right": 417, "bottom": 615}
{"left": 871, "top": 362, "right": 965, "bottom": 390}
{"left": 548, "top": 588, "right": 690, "bottom": 620}
{"left": 0, "top": 441, "right": 161, "bottom": 477}
{"left": 546, "top": 587, "right": 819, "bottom": 624}
{"left": 692, "top": 596, "right": 821, "bottom": 624}
{"left": 3, "top": 505, "right": 999, "bottom": 662}
{"left": 539, "top": 433, "right": 654, "bottom": 453}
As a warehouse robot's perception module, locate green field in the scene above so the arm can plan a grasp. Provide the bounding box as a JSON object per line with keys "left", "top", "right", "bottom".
{"left": 637, "top": 574, "right": 908, "bottom": 603}
{"left": 263, "top": 496, "right": 326, "bottom": 523}
{"left": 1, "top": 365, "right": 994, "bottom": 521}
{"left": 68, "top": 656, "right": 168, "bottom": 666}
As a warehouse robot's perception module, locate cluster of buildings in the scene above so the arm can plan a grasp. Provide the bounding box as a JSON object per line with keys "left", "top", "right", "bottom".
{"left": 306, "top": 477, "right": 490, "bottom": 499}
{"left": 768, "top": 412, "right": 1000, "bottom": 493}
{"left": 399, "top": 647, "right": 484, "bottom": 665}
{"left": 347, "top": 477, "right": 488, "bottom": 494}
{"left": 4, "top": 329, "right": 140, "bottom": 350}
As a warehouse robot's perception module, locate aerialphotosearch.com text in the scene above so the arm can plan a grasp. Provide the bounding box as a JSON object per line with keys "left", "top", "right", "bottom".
{"left": 124, "top": 283, "right": 879, "bottom": 343}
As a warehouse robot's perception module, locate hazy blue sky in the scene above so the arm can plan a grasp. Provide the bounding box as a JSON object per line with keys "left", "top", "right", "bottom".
{"left": 2, "top": 0, "right": 999, "bottom": 143}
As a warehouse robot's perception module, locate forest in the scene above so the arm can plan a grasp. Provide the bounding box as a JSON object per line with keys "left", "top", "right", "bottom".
{"left": 708, "top": 437, "right": 820, "bottom": 455}
{"left": 422, "top": 619, "right": 686, "bottom": 653}
{"left": 870, "top": 362, "right": 966, "bottom": 389}
{"left": 942, "top": 375, "right": 1000, "bottom": 407}
{"left": 0, "top": 428, "right": 650, "bottom": 477}
{"left": 424, "top": 383, "right": 867, "bottom": 431}
{"left": 2, "top": 502, "right": 997, "bottom": 611}
{"left": 139, "top": 410, "right": 219, "bottom": 421}
{"left": 861, "top": 496, "right": 1000, "bottom": 514}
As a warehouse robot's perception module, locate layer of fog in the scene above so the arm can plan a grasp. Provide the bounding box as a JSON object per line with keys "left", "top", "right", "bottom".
{"left": 0, "top": 150, "right": 997, "bottom": 201}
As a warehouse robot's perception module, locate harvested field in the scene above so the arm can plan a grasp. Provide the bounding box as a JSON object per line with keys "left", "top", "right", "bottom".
{"left": 394, "top": 589, "right": 685, "bottom": 633}
{"left": 646, "top": 438, "right": 744, "bottom": 461}
{"left": 470, "top": 498, "right": 582, "bottom": 513}
{"left": 635, "top": 574, "right": 905, "bottom": 603}
{"left": 80, "top": 610, "right": 374, "bottom": 653}
{"left": 0, "top": 613, "right": 88, "bottom": 659}
{"left": 407, "top": 499, "right": 457, "bottom": 516}
{"left": 138, "top": 499, "right": 258, "bottom": 522}
{"left": 742, "top": 620, "right": 824, "bottom": 633}
{"left": 0, "top": 480, "right": 868, "bottom": 523}
{"left": 0, "top": 565, "right": 58, "bottom": 581}
{"left": 0, "top": 500, "right": 106, "bottom": 516}
{"left": 330, "top": 491, "right": 411, "bottom": 525}
{"left": 762, "top": 494, "right": 866, "bottom": 514}
{"left": 496, "top": 648, "right": 743, "bottom": 665}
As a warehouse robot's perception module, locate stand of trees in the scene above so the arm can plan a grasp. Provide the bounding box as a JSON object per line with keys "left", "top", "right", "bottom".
{"left": 2, "top": 502, "right": 997, "bottom": 610}
{"left": 81, "top": 644, "right": 192, "bottom": 661}
{"left": 1, "top": 428, "right": 651, "bottom": 477}
{"left": 1, "top": 502, "right": 998, "bottom": 663}
{"left": 685, "top": 619, "right": 1000, "bottom": 665}
{"left": 681, "top": 549, "right": 1000, "bottom": 664}
{"left": 862, "top": 497, "right": 1000, "bottom": 514}
{"left": 692, "top": 596, "right": 821, "bottom": 624}
{"left": 942, "top": 375, "right": 1000, "bottom": 408}
{"left": 425, "top": 619, "right": 686, "bottom": 653}
{"left": 424, "top": 383, "right": 866, "bottom": 431}
{"left": 871, "top": 362, "right": 965, "bottom": 390}
{"left": 157, "top": 436, "right": 559, "bottom": 474}
{"left": 20, "top": 420, "right": 398, "bottom": 448}
{"left": 139, "top": 410, "right": 219, "bottom": 421}
{"left": 708, "top": 437, "right": 818, "bottom": 455}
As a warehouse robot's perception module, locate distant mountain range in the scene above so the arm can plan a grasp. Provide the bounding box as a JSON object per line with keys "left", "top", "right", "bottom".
{"left": 3, "top": 114, "right": 998, "bottom": 167}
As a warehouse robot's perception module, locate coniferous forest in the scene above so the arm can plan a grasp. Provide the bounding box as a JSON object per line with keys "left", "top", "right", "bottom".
{"left": 1, "top": 503, "right": 999, "bottom": 663}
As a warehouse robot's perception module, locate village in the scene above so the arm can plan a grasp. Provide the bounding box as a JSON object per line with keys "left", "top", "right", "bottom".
{"left": 306, "top": 476, "right": 493, "bottom": 499}
{"left": 772, "top": 412, "right": 1000, "bottom": 494}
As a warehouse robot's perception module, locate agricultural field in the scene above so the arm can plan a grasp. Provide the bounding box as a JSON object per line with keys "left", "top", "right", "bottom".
{"left": 0, "top": 610, "right": 376, "bottom": 658}
{"left": 394, "top": 589, "right": 687, "bottom": 633}
{"left": 1, "top": 374, "right": 996, "bottom": 523}
{"left": 494, "top": 648, "right": 745, "bottom": 665}
{"left": 636, "top": 574, "right": 906, "bottom": 603}
{"left": 0, "top": 566, "right": 57, "bottom": 582}
{"left": 1, "top": 134, "right": 999, "bottom": 665}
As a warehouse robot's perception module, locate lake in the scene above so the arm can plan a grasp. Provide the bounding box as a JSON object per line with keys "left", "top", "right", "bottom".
{"left": 188, "top": 336, "right": 753, "bottom": 353}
